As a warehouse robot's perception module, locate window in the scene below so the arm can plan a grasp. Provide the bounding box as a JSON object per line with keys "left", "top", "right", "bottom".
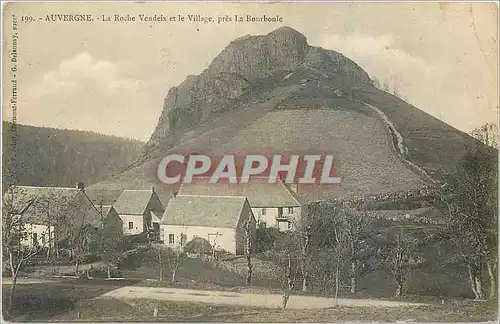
{"left": 288, "top": 222, "right": 292, "bottom": 229}
{"left": 260, "top": 221, "right": 267, "bottom": 229}
{"left": 41, "top": 233, "right": 46, "bottom": 244}
{"left": 288, "top": 207, "right": 294, "bottom": 214}
{"left": 32, "top": 233, "right": 38, "bottom": 246}
{"left": 168, "top": 234, "right": 175, "bottom": 244}
{"left": 128, "top": 222, "right": 134, "bottom": 230}
{"left": 278, "top": 207, "right": 283, "bottom": 217}
{"left": 262, "top": 208, "right": 266, "bottom": 215}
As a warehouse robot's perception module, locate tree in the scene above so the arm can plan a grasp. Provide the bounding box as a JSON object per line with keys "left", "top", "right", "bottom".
{"left": 71, "top": 224, "right": 98, "bottom": 277}
{"left": 169, "top": 233, "right": 187, "bottom": 283}
{"left": 154, "top": 245, "right": 170, "bottom": 282}
{"left": 300, "top": 202, "right": 349, "bottom": 301}
{"left": 384, "top": 228, "right": 415, "bottom": 297}
{"left": 298, "top": 224, "right": 312, "bottom": 292}
{"left": 469, "top": 123, "right": 499, "bottom": 149}
{"left": 93, "top": 219, "right": 125, "bottom": 279}
{"left": 210, "top": 232, "right": 223, "bottom": 267}
{"left": 153, "top": 234, "right": 187, "bottom": 283}
{"left": 2, "top": 186, "right": 53, "bottom": 314}
{"left": 244, "top": 220, "right": 253, "bottom": 285}
{"left": 337, "top": 206, "right": 372, "bottom": 293}
{"left": 382, "top": 81, "right": 391, "bottom": 92}
{"left": 269, "top": 232, "right": 300, "bottom": 309}
{"left": 438, "top": 146, "right": 498, "bottom": 299}
{"left": 304, "top": 200, "right": 378, "bottom": 300}
{"left": 288, "top": 214, "right": 313, "bottom": 292}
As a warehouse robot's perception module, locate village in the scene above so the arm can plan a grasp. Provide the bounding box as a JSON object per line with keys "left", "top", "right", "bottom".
{"left": 2, "top": 3, "right": 498, "bottom": 321}
{"left": 6, "top": 179, "right": 303, "bottom": 257}
{"left": 2, "top": 149, "right": 498, "bottom": 322}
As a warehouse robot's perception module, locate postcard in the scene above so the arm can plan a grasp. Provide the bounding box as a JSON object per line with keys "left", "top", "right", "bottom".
{"left": 2, "top": 2, "right": 498, "bottom": 322}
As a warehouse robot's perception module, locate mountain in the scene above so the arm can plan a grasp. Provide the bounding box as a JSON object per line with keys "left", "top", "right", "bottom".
{"left": 469, "top": 123, "right": 498, "bottom": 149}
{"left": 90, "top": 26, "right": 483, "bottom": 204}
{"left": 2, "top": 122, "right": 143, "bottom": 188}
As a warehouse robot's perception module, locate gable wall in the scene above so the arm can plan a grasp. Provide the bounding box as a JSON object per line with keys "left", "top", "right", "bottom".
{"left": 235, "top": 201, "right": 256, "bottom": 255}
{"left": 120, "top": 214, "right": 144, "bottom": 235}
{"left": 251, "top": 205, "right": 301, "bottom": 230}
{"left": 106, "top": 208, "right": 123, "bottom": 235}
{"left": 161, "top": 224, "right": 237, "bottom": 254}
{"left": 144, "top": 192, "right": 165, "bottom": 231}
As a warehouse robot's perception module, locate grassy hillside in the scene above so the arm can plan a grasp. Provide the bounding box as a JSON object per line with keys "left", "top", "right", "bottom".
{"left": 90, "top": 27, "right": 486, "bottom": 203}
{"left": 89, "top": 73, "right": 476, "bottom": 204}
{"left": 2, "top": 122, "right": 144, "bottom": 187}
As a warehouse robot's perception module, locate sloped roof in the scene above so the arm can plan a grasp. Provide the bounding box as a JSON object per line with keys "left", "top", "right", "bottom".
{"left": 161, "top": 195, "right": 248, "bottom": 228}
{"left": 151, "top": 210, "right": 163, "bottom": 223}
{"left": 7, "top": 186, "right": 100, "bottom": 227}
{"left": 179, "top": 180, "right": 301, "bottom": 207}
{"left": 99, "top": 205, "right": 113, "bottom": 218}
{"left": 85, "top": 188, "right": 124, "bottom": 206}
{"left": 113, "top": 190, "right": 155, "bottom": 215}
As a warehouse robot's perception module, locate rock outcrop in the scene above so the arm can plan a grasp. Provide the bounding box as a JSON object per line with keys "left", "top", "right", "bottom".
{"left": 93, "top": 26, "right": 483, "bottom": 201}
{"left": 146, "top": 26, "right": 371, "bottom": 150}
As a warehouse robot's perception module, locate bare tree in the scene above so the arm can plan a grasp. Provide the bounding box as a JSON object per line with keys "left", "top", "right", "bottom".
{"left": 282, "top": 253, "right": 295, "bottom": 309}
{"left": 210, "top": 232, "right": 222, "bottom": 267}
{"left": 337, "top": 207, "right": 372, "bottom": 293}
{"left": 244, "top": 220, "right": 253, "bottom": 285}
{"left": 288, "top": 216, "right": 312, "bottom": 292}
{"left": 299, "top": 224, "right": 312, "bottom": 292}
{"left": 71, "top": 224, "right": 97, "bottom": 277}
{"left": 469, "top": 123, "right": 499, "bottom": 149}
{"left": 93, "top": 219, "right": 125, "bottom": 279}
{"left": 270, "top": 233, "right": 299, "bottom": 309}
{"left": 439, "top": 147, "right": 497, "bottom": 299}
{"left": 382, "top": 81, "right": 391, "bottom": 92}
{"left": 154, "top": 245, "right": 169, "bottom": 282}
{"left": 372, "top": 77, "right": 381, "bottom": 89}
{"left": 2, "top": 186, "right": 54, "bottom": 314}
{"left": 384, "top": 228, "right": 414, "bottom": 297}
{"left": 169, "top": 233, "right": 187, "bottom": 283}
{"left": 303, "top": 202, "right": 348, "bottom": 302}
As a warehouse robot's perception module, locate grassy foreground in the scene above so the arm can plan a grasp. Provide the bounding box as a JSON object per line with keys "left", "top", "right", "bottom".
{"left": 24, "top": 298, "right": 500, "bottom": 322}
{"left": 2, "top": 282, "right": 498, "bottom": 322}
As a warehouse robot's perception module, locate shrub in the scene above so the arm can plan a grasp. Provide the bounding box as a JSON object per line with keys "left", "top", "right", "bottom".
{"left": 256, "top": 227, "right": 284, "bottom": 252}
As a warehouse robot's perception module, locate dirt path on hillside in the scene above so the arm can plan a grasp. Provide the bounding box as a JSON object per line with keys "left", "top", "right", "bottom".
{"left": 97, "top": 285, "right": 428, "bottom": 309}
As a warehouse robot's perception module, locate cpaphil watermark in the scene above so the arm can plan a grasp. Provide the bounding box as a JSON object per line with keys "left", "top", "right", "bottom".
{"left": 156, "top": 153, "right": 341, "bottom": 185}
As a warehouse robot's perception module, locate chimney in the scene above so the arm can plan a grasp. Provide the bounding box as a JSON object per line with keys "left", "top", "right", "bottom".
{"left": 76, "top": 181, "right": 84, "bottom": 190}
{"left": 151, "top": 186, "right": 155, "bottom": 193}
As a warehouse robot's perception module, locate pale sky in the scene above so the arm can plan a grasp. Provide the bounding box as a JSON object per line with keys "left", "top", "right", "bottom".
{"left": 2, "top": 2, "right": 498, "bottom": 141}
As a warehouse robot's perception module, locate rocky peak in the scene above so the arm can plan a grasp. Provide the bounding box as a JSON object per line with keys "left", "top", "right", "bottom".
{"left": 207, "top": 26, "right": 309, "bottom": 81}
{"left": 146, "top": 26, "right": 373, "bottom": 150}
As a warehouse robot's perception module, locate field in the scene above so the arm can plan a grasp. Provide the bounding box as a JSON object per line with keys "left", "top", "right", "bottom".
{"left": 3, "top": 251, "right": 498, "bottom": 322}
{"left": 2, "top": 280, "right": 497, "bottom": 322}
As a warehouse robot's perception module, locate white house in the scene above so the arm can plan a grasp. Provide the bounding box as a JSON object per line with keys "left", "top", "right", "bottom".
{"left": 160, "top": 195, "right": 256, "bottom": 255}
{"left": 112, "top": 188, "right": 164, "bottom": 236}
{"left": 179, "top": 180, "right": 302, "bottom": 231}
{"left": 7, "top": 183, "right": 102, "bottom": 249}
